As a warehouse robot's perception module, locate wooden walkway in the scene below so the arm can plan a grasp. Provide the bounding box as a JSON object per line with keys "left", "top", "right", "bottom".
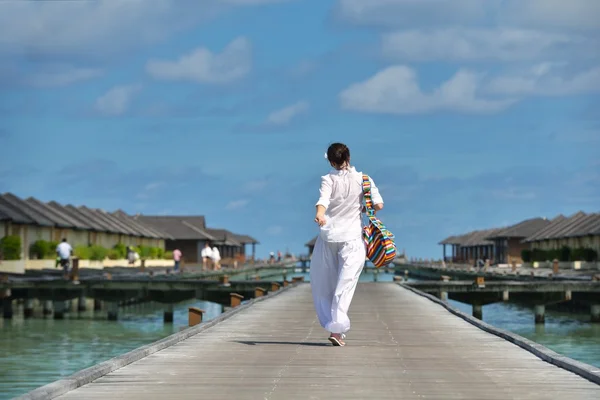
{"left": 55, "top": 283, "right": 600, "bottom": 399}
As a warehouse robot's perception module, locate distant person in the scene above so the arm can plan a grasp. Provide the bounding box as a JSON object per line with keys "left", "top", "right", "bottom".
{"left": 269, "top": 252, "right": 275, "bottom": 264}
{"left": 211, "top": 246, "right": 221, "bottom": 270}
{"left": 477, "top": 257, "right": 484, "bottom": 270}
{"left": 277, "top": 251, "right": 282, "bottom": 262}
{"left": 173, "top": 249, "right": 182, "bottom": 272}
{"left": 310, "top": 142, "right": 384, "bottom": 347}
{"left": 56, "top": 238, "right": 73, "bottom": 280}
{"left": 127, "top": 246, "right": 136, "bottom": 266}
{"left": 201, "top": 242, "right": 212, "bottom": 271}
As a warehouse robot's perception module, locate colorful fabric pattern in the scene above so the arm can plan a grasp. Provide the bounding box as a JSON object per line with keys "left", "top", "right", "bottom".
{"left": 362, "top": 174, "right": 397, "bottom": 267}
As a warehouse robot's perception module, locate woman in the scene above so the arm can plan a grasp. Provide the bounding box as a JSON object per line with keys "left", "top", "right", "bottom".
{"left": 310, "top": 142, "right": 384, "bottom": 346}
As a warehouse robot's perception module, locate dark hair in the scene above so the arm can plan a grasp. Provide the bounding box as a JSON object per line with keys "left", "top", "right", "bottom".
{"left": 62, "top": 238, "right": 67, "bottom": 242}
{"left": 327, "top": 143, "right": 350, "bottom": 169}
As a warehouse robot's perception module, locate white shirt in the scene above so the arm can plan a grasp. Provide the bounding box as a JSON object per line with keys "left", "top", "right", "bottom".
{"left": 201, "top": 247, "right": 212, "bottom": 258}
{"left": 211, "top": 247, "right": 221, "bottom": 261}
{"left": 56, "top": 242, "right": 73, "bottom": 259}
{"left": 316, "top": 166, "right": 383, "bottom": 243}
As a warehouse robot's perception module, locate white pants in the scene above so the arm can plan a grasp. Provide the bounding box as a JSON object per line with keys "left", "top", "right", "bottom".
{"left": 309, "top": 236, "right": 366, "bottom": 334}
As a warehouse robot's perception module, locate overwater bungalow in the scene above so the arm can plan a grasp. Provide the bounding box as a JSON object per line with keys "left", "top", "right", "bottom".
{"left": 135, "top": 216, "right": 259, "bottom": 264}
{"left": 0, "top": 192, "right": 169, "bottom": 260}
{"left": 439, "top": 229, "right": 499, "bottom": 264}
{"left": 523, "top": 212, "right": 600, "bottom": 253}
{"left": 485, "top": 217, "right": 552, "bottom": 264}
{"left": 0, "top": 193, "right": 259, "bottom": 267}
{"left": 439, "top": 212, "right": 599, "bottom": 265}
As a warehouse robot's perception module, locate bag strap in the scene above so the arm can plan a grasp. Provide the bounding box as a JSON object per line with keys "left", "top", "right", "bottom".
{"left": 362, "top": 174, "right": 375, "bottom": 218}
{"left": 363, "top": 174, "right": 390, "bottom": 231}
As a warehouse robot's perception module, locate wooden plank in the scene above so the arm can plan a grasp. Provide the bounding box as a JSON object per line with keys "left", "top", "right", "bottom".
{"left": 55, "top": 283, "right": 600, "bottom": 399}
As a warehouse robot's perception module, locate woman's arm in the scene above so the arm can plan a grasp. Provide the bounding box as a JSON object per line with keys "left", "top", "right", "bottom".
{"left": 316, "top": 176, "right": 332, "bottom": 210}
{"left": 315, "top": 176, "right": 332, "bottom": 226}
{"left": 370, "top": 177, "right": 384, "bottom": 211}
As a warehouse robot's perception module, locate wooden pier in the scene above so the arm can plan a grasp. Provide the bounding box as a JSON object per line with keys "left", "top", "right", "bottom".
{"left": 20, "top": 283, "right": 600, "bottom": 399}
{"left": 405, "top": 280, "right": 600, "bottom": 323}
{"left": 1, "top": 263, "right": 299, "bottom": 321}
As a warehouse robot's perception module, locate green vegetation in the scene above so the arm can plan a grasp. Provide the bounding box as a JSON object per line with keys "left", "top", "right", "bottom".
{"left": 3, "top": 238, "right": 170, "bottom": 261}
{"left": 0, "top": 235, "right": 22, "bottom": 260}
{"left": 29, "top": 240, "right": 59, "bottom": 259}
{"left": 113, "top": 243, "right": 127, "bottom": 259}
{"left": 72, "top": 243, "right": 167, "bottom": 261}
{"left": 522, "top": 247, "right": 598, "bottom": 262}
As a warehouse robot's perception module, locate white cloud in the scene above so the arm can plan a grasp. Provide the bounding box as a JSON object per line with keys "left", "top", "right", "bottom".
{"left": 485, "top": 64, "right": 600, "bottom": 96}
{"left": 25, "top": 65, "right": 103, "bottom": 88}
{"left": 226, "top": 199, "right": 249, "bottom": 210}
{"left": 381, "top": 28, "right": 586, "bottom": 62}
{"left": 0, "top": 0, "right": 291, "bottom": 56}
{"left": 334, "top": 0, "right": 487, "bottom": 28}
{"left": 335, "top": 0, "right": 600, "bottom": 75}
{"left": 265, "top": 101, "right": 309, "bottom": 125}
{"left": 499, "top": 0, "right": 600, "bottom": 31}
{"left": 339, "top": 66, "right": 515, "bottom": 115}
{"left": 335, "top": 0, "right": 600, "bottom": 31}
{"left": 94, "top": 84, "right": 142, "bottom": 116}
{"left": 146, "top": 37, "right": 251, "bottom": 84}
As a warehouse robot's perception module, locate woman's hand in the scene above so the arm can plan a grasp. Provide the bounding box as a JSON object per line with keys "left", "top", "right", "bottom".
{"left": 315, "top": 214, "right": 327, "bottom": 227}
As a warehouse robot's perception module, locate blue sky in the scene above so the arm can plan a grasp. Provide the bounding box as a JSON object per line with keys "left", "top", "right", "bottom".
{"left": 0, "top": 0, "right": 599, "bottom": 259}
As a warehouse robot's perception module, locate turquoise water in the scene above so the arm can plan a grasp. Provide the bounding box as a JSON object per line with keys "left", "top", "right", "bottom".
{"left": 0, "top": 299, "right": 223, "bottom": 399}
{"left": 448, "top": 300, "right": 600, "bottom": 369}
{"left": 1, "top": 270, "right": 599, "bottom": 399}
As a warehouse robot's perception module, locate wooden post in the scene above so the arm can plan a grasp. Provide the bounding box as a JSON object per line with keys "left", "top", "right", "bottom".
{"left": 188, "top": 307, "right": 205, "bottom": 327}
{"left": 220, "top": 275, "right": 229, "bottom": 285}
{"left": 472, "top": 304, "right": 483, "bottom": 320}
{"left": 393, "top": 275, "right": 403, "bottom": 282}
{"left": 254, "top": 275, "right": 261, "bottom": 281}
{"left": 164, "top": 304, "right": 174, "bottom": 323}
{"left": 292, "top": 276, "right": 304, "bottom": 283}
{"left": 24, "top": 299, "right": 34, "bottom": 318}
{"left": 440, "top": 275, "right": 450, "bottom": 282}
{"left": 77, "top": 295, "right": 86, "bottom": 312}
{"left": 511, "top": 260, "right": 516, "bottom": 272}
{"left": 254, "top": 287, "right": 266, "bottom": 298}
{"left": 591, "top": 305, "right": 600, "bottom": 323}
{"left": 0, "top": 275, "right": 9, "bottom": 300}
{"left": 230, "top": 293, "right": 244, "bottom": 308}
{"left": 271, "top": 282, "right": 280, "bottom": 292}
{"left": 534, "top": 305, "right": 545, "bottom": 324}
{"left": 475, "top": 276, "right": 485, "bottom": 288}
{"left": 552, "top": 259, "right": 559, "bottom": 274}
{"left": 283, "top": 280, "right": 289, "bottom": 287}
{"left": 2, "top": 298, "right": 13, "bottom": 319}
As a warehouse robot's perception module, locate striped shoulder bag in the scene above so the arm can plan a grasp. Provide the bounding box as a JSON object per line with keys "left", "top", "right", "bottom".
{"left": 362, "top": 174, "right": 397, "bottom": 268}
